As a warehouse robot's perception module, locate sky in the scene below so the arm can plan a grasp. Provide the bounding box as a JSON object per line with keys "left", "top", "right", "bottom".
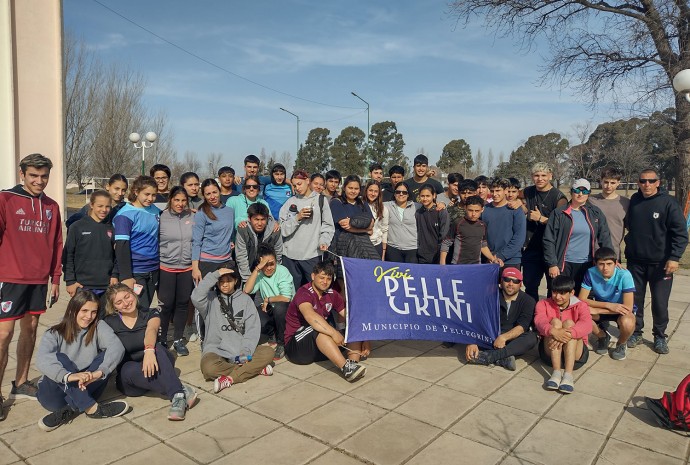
{"left": 63, "top": 0, "right": 627, "bottom": 171}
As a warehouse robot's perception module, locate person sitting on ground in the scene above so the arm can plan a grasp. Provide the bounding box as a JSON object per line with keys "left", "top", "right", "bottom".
{"left": 534, "top": 275, "right": 592, "bottom": 394}
{"left": 191, "top": 267, "right": 275, "bottom": 393}
{"left": 243, "top": 245, "right": 295, "bottom": 360}
{"left": 235, "top": 203, "right": 283, "bottom": 283}
{"left": 35, "top": 290, "right": 127, "bottom": 432}
{"left": 104, "top": 284, "right": 198, "bottom": 421}
{"left": 578, "top": 247, "right": 636, "bottom": 361}
{"left": 283, "top": 261, "right": 367, "bottom": 382}
{"left": 466, "top": 267, "right": 538, "bottom": 371}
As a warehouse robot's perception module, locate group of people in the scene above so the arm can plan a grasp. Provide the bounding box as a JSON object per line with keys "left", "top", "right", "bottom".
{"left": 0, "top": 152, "right": 687, "bottom": 432}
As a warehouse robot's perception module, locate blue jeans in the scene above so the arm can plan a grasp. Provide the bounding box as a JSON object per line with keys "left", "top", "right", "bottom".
{"left": 37, "top": 352, "right": 108, "bottom": 413}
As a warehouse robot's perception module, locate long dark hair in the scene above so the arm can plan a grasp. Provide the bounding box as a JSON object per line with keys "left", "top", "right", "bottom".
{"left": 338, "top": 175, "right": 364, "bottom": 207}
{"left": 364, "top": 179, "right": 383, "bottom": 220}
{"left": 127, "top": 176, "right": 157, "bottom": 203}
{"left": 166, "top": 185, "right": 190, "bottom": 212}
{"left": 242, "top": 175, "right": 262, "bottom": 199}
{"left": 200, "top": 178, "right": 221, "bottom": 221}
{"left": 108, "top": 174, "right": 129, "bottom": 188}
{"left": 50, "top": 290, "right": 100, "bottom": 345}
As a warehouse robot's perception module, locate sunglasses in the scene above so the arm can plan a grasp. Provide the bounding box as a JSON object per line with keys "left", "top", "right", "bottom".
{"left": 244, "top": 184, "right": 260, "bottom": 190}
{"left": 502, "top": 277, "right": 522, "bottom": 284}
{"left": 394, "top": 190, "right": 409, "bottom": 195}
{"left": 638, "top": 178, "right": 658, "bottom": 184}
{"left": 571, "top": 187, "right": 591, "bottom": 195}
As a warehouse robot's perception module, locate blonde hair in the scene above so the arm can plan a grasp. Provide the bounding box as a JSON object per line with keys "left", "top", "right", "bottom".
{"left": 104, "top": 283, "right": 138, "bottom": 316}
{"left": 531, "top": 162, "right": 552, "bottom": 174}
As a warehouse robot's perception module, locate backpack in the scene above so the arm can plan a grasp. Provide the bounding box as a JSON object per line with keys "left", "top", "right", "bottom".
{"left": 645, "top": 373, "right": 690, "bottom": 432}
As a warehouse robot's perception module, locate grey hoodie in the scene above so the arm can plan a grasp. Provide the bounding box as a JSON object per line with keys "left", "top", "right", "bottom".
{"left": 159, "top": 209, "right": 194, "bottom": 269}
{"left": 279, "top": 190, "right": 335, "bottom": 260}
{"left": 191, "top": 270, "right": 260, "bottom": 358}
{"left": 235, "top": 217, "right": 284, "bottom": 281}
{"left": 36, "top": 320, "right": 125, "bottom": 384}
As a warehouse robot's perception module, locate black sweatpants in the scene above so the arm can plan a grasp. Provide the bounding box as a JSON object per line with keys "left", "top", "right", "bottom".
{"left": 257, "top": 300, "right": 289, "bottom": 346}
{"left": 485, "top": 331, "right": 538, "bottom": 362}
{"left": 386, "top": 246, "right": 418, "bottom": 263}
{"left": 522, "top": 249, "right": 551, "bottom": 301}
{"left": 158, "top": 269, "right": 193, "bottom": 342}
{"left": 628, "top": 261, "right": 673, "bottom": 338}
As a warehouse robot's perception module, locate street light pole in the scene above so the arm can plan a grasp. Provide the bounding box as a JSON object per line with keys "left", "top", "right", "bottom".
{"left": 351, "top": 92, "right": 370, "bottom": 161}
{"left": 129, "top": 131, "right": 157, "bottom": 175}
{"left": 280, "top": 108, "right": 300, "bottom": 158}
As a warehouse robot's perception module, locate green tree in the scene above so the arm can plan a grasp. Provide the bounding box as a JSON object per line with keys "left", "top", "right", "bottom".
{"left": 294, "top": 128, "right": 332, "bottom": 174}
{"left": 437, "top": 139, "right": 473, "bottom": 175}
{"left": 449, "top": 1, "right": 690, "bottom": 201}
{"left": 331, "top": 126, "right": 367, "bottom": 176}
{"left": 369, "top": 121, "right": 407, "bottom": 171}
{"left": 501, "top": 133, "right": 570, "bottom": 186}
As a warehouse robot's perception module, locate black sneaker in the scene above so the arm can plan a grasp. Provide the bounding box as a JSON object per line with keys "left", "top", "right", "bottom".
{"left": 173, "top": 339, "right": 189, "bottom": 356}
{"left": 595, "top": 332, "right": 611, "bottom": 355}
{"left": 495, "top": 355, "right": 517, "bottom": 371}
{"left": 0, "top": 396, "right": 5, "bottom": 422}
{"left": 626, "top": 334, "right": 643, "bottom": 348}
{"left": 9, "top": 380, "right": 38, "bottom": 400}
{"left": 653, "top": 336, "right": 669, "bottom": 354}
{"left": 341, "top": 360, "right": 366, "bottom": 382}
{"left": 86, "top": 401, "right": 129, "bottom": 419}
{"left": 441, "top": 341, "right": 455, "bottom": 348}
{"left": 273, "top": 344, "right": 285, "bottom": 360}
{"left": 468, "top": 351, "right": 490, "bottom": 366}
{"left": 38, "top": 405, "right": 79, "bottom": 432}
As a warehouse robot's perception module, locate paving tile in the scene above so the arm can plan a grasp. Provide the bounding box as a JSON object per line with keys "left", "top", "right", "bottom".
{"left": 4, "top": 413, "right": 124, "bottom": 458}
{"left": 407, "top": 431, "right": 504, "bottom": 465}
{"left": 0, "top": 399, "right": 44, "bottom": 434}
{"left": 131, "top": 393, "right": 238, "bottom": 440}
{"left": 395, "top": 339, "right": 442, "bottom": 352}
{"left": 574, "top": 370, "right": 639, "bottom": 404}
{"left": 621, "top": 345, "right": 660, "bottom": 362}
{"left": 27, "top": 422, "right": 157, "bottom": 465}
{"left": 306, "top": 363, "right": 385, "bottom": 394}
{"left": 395, "top": 385, "right": 480, "bottom": 428}
{"left": 499, "top": 456, "right": 538, "bottom": 465}
{"left": 116, "top": 443, "right": 197, "bottom": 465}
{"left": 211, "top": 427, "right": 328, "bottom": 465}
{"left": 488, "top": 376, "right": 560, "bottom": 415}
{"left": 449, "top": 400, "right": 539, "bottom": 452}
{"left": 438, "top": 364, "right": 513, "bottom": 398}
{"left": 289, "top": 396, "right": 386, "bottom": 445}
{"left": 513, "top": 418, "right": 605, "bottom": 465}
{"left": 170, "top": 409, "right": 279, "bottom": 463}
{"left": 276, "top": 359, "right": 329, "bottom": 380}
{"left": 594, "top": 438, "right": 683, "bottom": 465}
{"left": 172, "top": 351, "right": 202, "bottom": 375}
{"left": 590, "top": 356, "right": 654, "bottom": 380}
{"left": 309, "top": 450, "right": 367, "bottom": 465}
{"left": 393, "top": 347, "right": 463, "bottom": 382}
{"left": 632, "top": 381, "right": 676, "bottom": 409}
{"left": 516, "top": 361, "right": 552, "bottom": 383}
{"left": 0, "top": 440, "right": 20, "bottom": 465}
{"left": 655, "top": 348, "right": 690, "bottom": 371}
{"left": 546, "top": 392, "right": 624, "bottom": 434}
{"left": 248, "top": 381, "right": 339, "bottom": 423}
{"left": 364, "top": 342, "right": 425, "bottom": 370}
{"left": 211, "top": 372, "right": 299, "bottom": 406}
{"left": 347, "top": 371, "right": 431, "bottom": 410}
{"left": 339, "top": 412, "right": 441, "bottom": 465}
{"left": 610, "top": 407, "right": 689, "bottom": 459}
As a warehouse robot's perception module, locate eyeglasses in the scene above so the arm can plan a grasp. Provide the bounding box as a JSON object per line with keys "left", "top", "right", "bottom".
{"left": 154, "top": 177, "right": 169, "bottom": 182}
{"left": 638, "top": 178, "right": 658, "bottom": 184}
{"left": 394, "top": 190, "right": 409, "bottom": 195}
{"left": 571, "top": 187, "right": 591, "bottom": 195}
{"left": 244, "top": 184, "right": 260, "bottom": 190}
{"left": 502, "top": 277, "right": 522, "bottom": 284}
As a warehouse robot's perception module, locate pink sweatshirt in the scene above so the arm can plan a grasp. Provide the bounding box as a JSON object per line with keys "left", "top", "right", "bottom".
{"left": 534, "top": 296, "right": 592, "bottom": 340}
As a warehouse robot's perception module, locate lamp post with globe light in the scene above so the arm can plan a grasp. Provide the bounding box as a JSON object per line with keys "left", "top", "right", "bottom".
{"left": 129, "top": 131, "right": 157, "bottom": 175}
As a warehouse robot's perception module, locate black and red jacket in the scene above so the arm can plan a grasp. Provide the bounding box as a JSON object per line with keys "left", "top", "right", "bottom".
{"left": 0, "top": 185, "right": 63, "bottom": 284}
{"left": 543, "top": 203, "right": 612, "bottom": 271}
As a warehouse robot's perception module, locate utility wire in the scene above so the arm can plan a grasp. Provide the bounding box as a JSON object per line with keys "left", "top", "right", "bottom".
{"left": 92, "top": 0, "right": 365, "bottom": 110}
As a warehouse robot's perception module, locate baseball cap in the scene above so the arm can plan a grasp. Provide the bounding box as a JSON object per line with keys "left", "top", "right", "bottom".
{"left": 502, "top": 267, "right": 523, "bottom": 281}
{"left": 572, "top": 178, "right": 591, "bottom": 190}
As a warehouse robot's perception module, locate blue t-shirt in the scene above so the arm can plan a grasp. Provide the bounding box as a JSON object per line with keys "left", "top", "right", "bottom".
{"left": 581, "top": 266, "right": 636, "bottom": 313}
{"left": 565, "top": 209, "right": 590, "bottom": 263}
{"left": 113, "top": 203, "right": 161, "bottom": 273}
{"left": 263, "top": 183, "right": 292, "bottom": 220}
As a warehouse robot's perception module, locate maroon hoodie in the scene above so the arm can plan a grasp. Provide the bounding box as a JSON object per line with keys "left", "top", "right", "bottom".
{"left": 0, "top": 185, "right": 62, "bottom": 284}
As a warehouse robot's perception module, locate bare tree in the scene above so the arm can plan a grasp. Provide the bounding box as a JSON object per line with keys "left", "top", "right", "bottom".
{"left": 279, "top": 151, "right": 292, "bottom": 172}
{"left": 449, "top": 1, "right": 690, "bottom": 200}
{"left": 472, "top": 148, "right": 485, "bottom": 178}
{"left": 206, "top": 152, "right": 224, "bottom": 179}
{"left": 486, "top": 149, "right": 495, "bottom": 177}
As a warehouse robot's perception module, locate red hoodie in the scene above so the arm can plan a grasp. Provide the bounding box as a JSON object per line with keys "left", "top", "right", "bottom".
{"left": 0, "top": 185, "right": 63, "bottom": 284}
{"left": 534, "top": 295, "right": 592, "bottom": 340}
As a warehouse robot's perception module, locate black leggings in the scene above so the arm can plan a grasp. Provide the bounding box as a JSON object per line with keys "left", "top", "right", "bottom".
{"left": 158, "top": 270, "right": 193, "bottom": 342}
{"left": 386, "top": 246, "right": 418, "bottom": 263}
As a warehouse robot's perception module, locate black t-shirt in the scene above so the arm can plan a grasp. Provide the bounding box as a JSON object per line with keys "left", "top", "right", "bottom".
{"left": 404, "top": 177, "right": 444, "bottom": 202}
{"left": 523, "top": 185, "right": 566, "bottom": 251}
{"left": 104, "top": 307, "right": 160, "bottom": 363}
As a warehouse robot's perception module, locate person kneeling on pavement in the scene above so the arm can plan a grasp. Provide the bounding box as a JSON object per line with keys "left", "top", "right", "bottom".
{"left": 578, "top": 247, "right": 636, "bottom": 361}
{"left": 104, "top": 284, "right": 198, "bottom": 421}
{"left": 534, "top": 275, "right": 592, "bottom": 394}
{"left": 466, "top": 267, "right": 538, "bottom": 371}
{"left": 36, "top": 290, "right": 127, "bottom": 431}
{"left": 243, "top": 244, "right": 295, "bottom": 361}
{"left": 191, "top": 267, "right": 275, "bottom": 393}
{"left": 283, "top": 261, "right": 367, "bottom": 382}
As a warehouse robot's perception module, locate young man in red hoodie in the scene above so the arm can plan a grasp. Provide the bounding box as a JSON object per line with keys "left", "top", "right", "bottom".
{"left": 534, "top": 275, "right": 592, "bottom": 394}
{"left": 0, "top": 154, "right": 62, "bottom": 420}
